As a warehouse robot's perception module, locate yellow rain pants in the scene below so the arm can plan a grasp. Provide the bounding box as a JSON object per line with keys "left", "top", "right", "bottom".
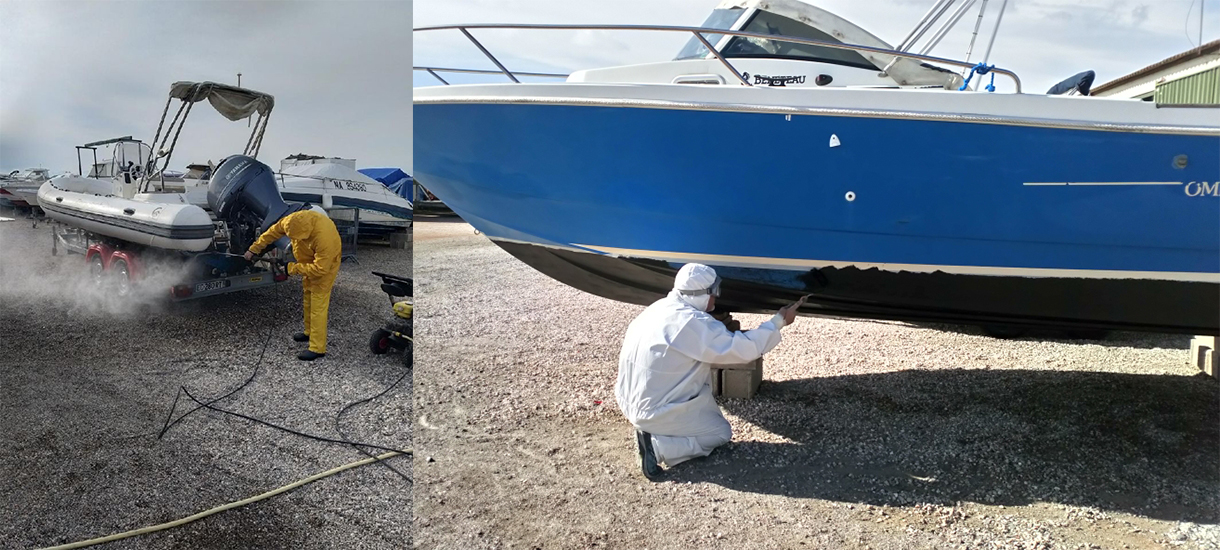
{"left": 250, "top": 210, "right": 342, "bottom": 353}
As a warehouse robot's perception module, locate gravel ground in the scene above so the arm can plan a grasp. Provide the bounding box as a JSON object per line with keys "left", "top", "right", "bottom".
{"left": 0, "top": 213, "right": 412, "bottom": 549}
{"left": 414, "top": 218, "right": 1220, "bottom": 550}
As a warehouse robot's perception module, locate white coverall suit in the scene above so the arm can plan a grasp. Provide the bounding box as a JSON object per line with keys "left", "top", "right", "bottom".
{"left": 615, "top": 270, "right": 787, "bottom": 468}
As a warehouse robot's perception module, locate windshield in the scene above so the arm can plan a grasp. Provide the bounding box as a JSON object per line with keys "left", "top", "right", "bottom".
{"left": 722, "top": 10, "right": 877, "bottom": 70}
{"left": 674, "top": 8, "right": 745, "bottom": 60}
{"left": 88, "top": 142, "right": 151, "bottom": 178}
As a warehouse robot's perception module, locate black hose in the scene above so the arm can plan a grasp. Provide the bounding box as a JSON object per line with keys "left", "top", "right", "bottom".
{"left": 178, "top": 385, "right": 409, "bottom": 456}
{"left": 157, "top": 278, "right": 413, "bottom": 482}
{"left": 157, "top": 308, "right": 274, "bottom": 439}
{"left": 334, "top": 366, "right": 413, "bottom": 482}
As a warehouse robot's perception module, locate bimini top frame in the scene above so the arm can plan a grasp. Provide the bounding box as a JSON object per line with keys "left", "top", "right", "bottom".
{"left": 141, "top": 81, "right": 276, "bottom": 193}
{"left": 413, "top": 23, "right": 1022, "bottom": 93}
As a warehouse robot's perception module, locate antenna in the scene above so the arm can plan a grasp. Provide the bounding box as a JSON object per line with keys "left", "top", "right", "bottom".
{"left": 238, "top": 73, "right": 252, "bottom": 127}
{"left": 1186, "top": 0, "right": 1206, "bottom": 48}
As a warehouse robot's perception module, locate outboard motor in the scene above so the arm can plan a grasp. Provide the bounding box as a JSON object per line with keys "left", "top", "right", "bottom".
{"left": 207, "top": 155, "right": 307, "bottom": 253}
{"left": 1046, "top": 70, "right": 1095, "bottom": 96}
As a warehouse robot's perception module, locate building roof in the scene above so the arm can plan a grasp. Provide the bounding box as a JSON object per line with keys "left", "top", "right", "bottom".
{"left": 1093, "top": 39, "right": 1220, "bottom": 95}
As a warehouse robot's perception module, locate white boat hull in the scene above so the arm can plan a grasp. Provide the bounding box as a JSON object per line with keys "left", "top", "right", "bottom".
{"left": 276, "top": 163, "right": 413, "bottom": 222}
{"left": 38, "top": 176, "right": 214, "bottom": 251}
{"left": 329, "top": 207, "right": 411, "bottom": 227}
{"left": 1, "top": 182, "right": 43, "bottom": 206}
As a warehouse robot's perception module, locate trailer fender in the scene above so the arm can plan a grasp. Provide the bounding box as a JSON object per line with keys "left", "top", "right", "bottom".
{"left": 85, "top": 243, "right": 116, "bottom": 268}
{"left": 109, "top": 250, "right": 142, "bottom": 280}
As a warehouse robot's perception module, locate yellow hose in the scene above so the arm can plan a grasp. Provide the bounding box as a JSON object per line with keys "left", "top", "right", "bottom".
{"left": 38, "top": 450, "right": 408, "bottom": 550}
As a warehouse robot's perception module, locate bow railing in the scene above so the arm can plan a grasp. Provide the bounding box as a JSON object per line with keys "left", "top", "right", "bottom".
{"left": 413, "top": 23, "right": 1023, "bottom": 93}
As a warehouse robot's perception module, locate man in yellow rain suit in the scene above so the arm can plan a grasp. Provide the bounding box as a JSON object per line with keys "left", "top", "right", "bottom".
{"left": 244, "top": 209, "right": 342, "bottom": 361}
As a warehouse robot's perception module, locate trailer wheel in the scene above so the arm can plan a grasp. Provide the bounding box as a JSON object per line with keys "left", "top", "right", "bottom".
{"left": 89, "top": 255, "right": 105, "bottom": 288}
{"left": 110, "top": 259, "right": 132, "bottom": 297}
{"left": 369, "top": 329, "right": 392, "bottom": 354}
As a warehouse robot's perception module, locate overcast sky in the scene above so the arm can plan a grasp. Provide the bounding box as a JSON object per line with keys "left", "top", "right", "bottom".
{"left": 0, "top": 0, "right": 412, "bottom": 175}
{"left": 414, "top": 0, "right": 1218, "bottom": 94}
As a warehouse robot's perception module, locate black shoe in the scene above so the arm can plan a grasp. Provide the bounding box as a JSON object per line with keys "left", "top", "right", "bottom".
{"left": 292, "top": 332, "right": 310, "bottom": 342}
{"left": 636, "top": 430, "right": 662, "bottom": 480}
{"left": 298, "top": 350, "right": 326, "bottom": 361}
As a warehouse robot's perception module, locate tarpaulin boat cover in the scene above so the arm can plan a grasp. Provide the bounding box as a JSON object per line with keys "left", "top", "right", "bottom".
{"left": 284, "top": 162, "right": 384, "bottom": 185}
{"left": 359, "top": 167, "right": 413, "bottom": 200}
{"left": 280, "top": 163, "right": 413, "bottom": 218}
{"left": 169, "top": 81, "right": 275, "bottom": 121}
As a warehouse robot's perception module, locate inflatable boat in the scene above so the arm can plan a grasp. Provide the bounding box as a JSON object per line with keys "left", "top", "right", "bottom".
{"left": 38, "top": 175, "right": 214, "bottom": 251}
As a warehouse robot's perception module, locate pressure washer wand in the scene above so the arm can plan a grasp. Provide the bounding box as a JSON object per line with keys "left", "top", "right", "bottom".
{"left": 229, "top": 251, "right": 289, "bottom": 275}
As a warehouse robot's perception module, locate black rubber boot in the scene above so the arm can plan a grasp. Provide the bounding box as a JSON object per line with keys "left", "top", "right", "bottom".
{"left": 292, "top": 332, "right": 310, "bottom": 342}
{"left": 297, "top": 350, "right": 326, "bottom": 361}
{"left": 636, "top": 430, "right": 662, "bottom": 481}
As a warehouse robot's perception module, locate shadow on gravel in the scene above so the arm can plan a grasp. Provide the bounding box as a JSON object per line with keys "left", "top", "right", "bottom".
{"left": 413, "top": 214, "right": 466, "bottom": 223}
{"left": 673, "top": 369, "right": 1219, "bottom": 523}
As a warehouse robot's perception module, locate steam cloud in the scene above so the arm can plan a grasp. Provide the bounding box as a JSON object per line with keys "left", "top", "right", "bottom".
{"left": 0, "top": 218, "right": 191, "bottom": 317}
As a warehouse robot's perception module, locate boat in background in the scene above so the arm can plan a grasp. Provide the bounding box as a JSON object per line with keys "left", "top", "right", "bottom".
{"left": 359, "top": 167, "right": 413, "bottom": 201}
{"left": 360, "top": 167, "right": 454, "bottom": 216}
{"left": 0, "top": 168, "right": 52, "bottom": 208}
{"left": 414, "top": 0, "right": 1220, "bottom": 335}
{"left": 277, "top": 155, "right": 413, "bottom": 237}
{"left": 414, "top": 182, "right": 456, "bottom": 216}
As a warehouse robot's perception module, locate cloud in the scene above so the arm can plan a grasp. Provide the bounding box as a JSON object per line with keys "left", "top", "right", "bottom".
{"left": 1132, "top": 4, "right": 1151, "bottom": 26}
{"left": 0, "top": 0, "right": 414, "bottom": 174}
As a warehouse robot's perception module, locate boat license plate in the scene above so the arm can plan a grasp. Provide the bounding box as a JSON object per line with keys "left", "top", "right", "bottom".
{"left": 195, "top": 280, "right": 227, "bottom": 293}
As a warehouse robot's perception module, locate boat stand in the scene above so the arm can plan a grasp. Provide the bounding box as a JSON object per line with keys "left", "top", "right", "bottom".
{"left": 1189, "top": 336, "right": 1217, "bottom": 378}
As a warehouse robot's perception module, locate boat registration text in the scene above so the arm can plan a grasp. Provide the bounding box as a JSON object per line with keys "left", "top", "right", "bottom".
{"left": 195, "top": 280, "right": 228, "bottom": 293}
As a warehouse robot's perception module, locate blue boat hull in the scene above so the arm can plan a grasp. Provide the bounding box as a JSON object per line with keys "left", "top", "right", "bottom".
{"left": 415, "top": 102, "right": 1220, "bottom": 333}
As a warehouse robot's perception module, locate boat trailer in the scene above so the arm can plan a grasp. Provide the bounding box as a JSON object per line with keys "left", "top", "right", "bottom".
{"left": 51, "top": 223, "right": 290, "bottom": 301}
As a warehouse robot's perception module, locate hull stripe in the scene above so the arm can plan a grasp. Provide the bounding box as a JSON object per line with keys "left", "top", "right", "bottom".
{"left": 1024, "top": 181, "right": 1184, "bottom": 186}
{"left": 41, "top": 202, "right": 214, "bottom": 240}
{"left": 280, "top": 192, "right": 414, "bottom": 219}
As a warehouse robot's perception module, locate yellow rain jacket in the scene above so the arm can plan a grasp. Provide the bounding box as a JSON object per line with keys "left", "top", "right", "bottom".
{"left": 249, "top": 210, "right": 342, "bottom": 353}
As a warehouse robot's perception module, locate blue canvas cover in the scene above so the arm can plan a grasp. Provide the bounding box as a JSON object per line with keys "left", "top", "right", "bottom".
{"left": 359, "top": 167, "right": 413, "bottom": 200}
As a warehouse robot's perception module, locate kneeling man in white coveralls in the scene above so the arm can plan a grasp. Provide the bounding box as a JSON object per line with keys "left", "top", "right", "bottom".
{"left": 615, "top": 263, "right": 802, "bottom": 479}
